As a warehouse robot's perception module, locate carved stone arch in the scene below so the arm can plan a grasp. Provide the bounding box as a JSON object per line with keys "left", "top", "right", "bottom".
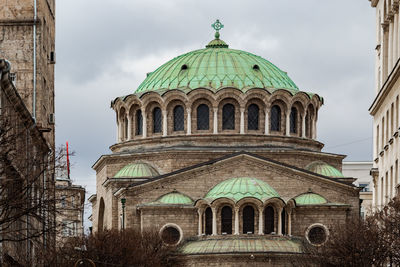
{"left": 166, "top": 99, "right": 187, "bottom": 135}
{"left": 215, "top": 88, "right": 245, "bottom": 107}
{"left": 191, "top": 96, "right": 214, "bottom": 134}
{"left": 237, "top": 198, "right": 262, "bottom": 235}
{"left": 269, "top": 99, "right": 287, "bottom": 135}
{"left": 305, "top": 104, "right": 316, "bottom": 138}
{"left": 243, "top": 88, "right": 269, "bottom": 102}
{"left": 124, "top": 94, "right": 141, "bottom": 108}
{"left": 290, "top": 92, "right": 310, "bottom": 108}
{"left": 187, "top": 88, "right": 216, "bottom": 107}
{"left": 140, "top": 92, "right": 165, "bottom": 109}
{"left": 128, "top": 103, "right": 141, "bottom": 139}
{"left": 163, "top": 90, "right": 188, "bottom": 108}
{"left": 218, "top": 97, "right": 241, "bottom": 133}
{"left": 269, "top": 89, "right": 292, "bottom": 105}
{"left": 144, "top": 100, "right": 163, "bottom": 137}
{"left": 211, "top": 198, "right": 235, "bottom": 235}
{"left": 289, "top": 101, "right": 304, "bottom": 137}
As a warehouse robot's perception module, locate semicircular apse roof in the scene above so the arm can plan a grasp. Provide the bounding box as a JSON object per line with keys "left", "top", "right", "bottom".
{"left": 114, "top": 162, "right": 159, "bottom": 178}
{"left": 305, "top": 161, "right": 344, "bottom": 178}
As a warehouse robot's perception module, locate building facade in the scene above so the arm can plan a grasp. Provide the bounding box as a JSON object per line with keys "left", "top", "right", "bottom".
{"left": 368, "top": 0, "right": 400, "bottom": 209}
{"left": 90, "top": 23, "right": 360, "bottom": 266}
{"left": 0, "top": 59, "right": 54, "bottom": 265}
{"left": 55, "top": 178, "right": 85, "bottom": 246}
{"left": 342, "top": 162, "right": 373, "bottom": 217}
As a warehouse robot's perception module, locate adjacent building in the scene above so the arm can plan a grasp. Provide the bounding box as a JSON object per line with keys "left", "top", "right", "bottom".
{"left": 55, "top": 177, "right": 85, "bottom": 245}
{"left": 90, "top": 22, "right": 361, "bottom": 266}
{"left": 368, "top": 0, "right": 400, "bottom": 209}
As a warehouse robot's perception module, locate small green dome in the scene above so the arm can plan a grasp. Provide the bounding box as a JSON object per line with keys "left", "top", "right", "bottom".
{"left": 305, "top": 161, "right": 344, "bottom": 178}
{"left": 114, "top": 163, "right": 159, "bottom": 178}
{"left": 205, "top": 177, "right": 279, "bottom": 202}
{"left": 135, "top": 37, "right": 298, "bottom": 95}
{"left": 156, "top": 191, "right": 193, "bottom": 205}
{"left": 294, "top": 192, "right": 328, "bottom": 205}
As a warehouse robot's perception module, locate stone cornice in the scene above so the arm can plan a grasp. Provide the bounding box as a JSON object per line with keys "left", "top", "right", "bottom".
{"left": 370, "top": 0, "right": 379, "bottom": 8}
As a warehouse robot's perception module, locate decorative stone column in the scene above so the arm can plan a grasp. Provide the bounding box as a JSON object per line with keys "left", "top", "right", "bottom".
{"left": 212, "top": 207, "right": 217, "bottom": 235}
{"left": 286, "top": 112, "right": 290, "bottom": 136}
{"left": 258, "top": 206, "right": 264, "bottom": 235}
{"left": 265, "top": 108, "right": 269, "bottom": 135}
{"left": 277, "top": 207, "right": 283, "bottom": 235}
{"left": 163, "top": 111, "right": 168, "bottom": 137}
{"left": 187, "top": 109, "right": 192, "bottom": 135}
{"left": 301, "top": 114, "right": 306, "bottom": 138}
{"left": 127, "top": 112, "right": 132, "bottom": 140}
{"left": 240, "top": 108, "right": 245, "bottom": 134}
{"left": 312, "top": 116, "right": 317, "bottom": 139}
{"left": 213, "top": 108, "right": 218, "bottom": 134}
{"left": 287, "top": 210, "right": 292, "bottom": 236}
{"left": 234, "top": 207, "right": 240, "bottom": 235}
{"left": 116, "top": 121, "right": 119, "bottom": 143}
{"left": 142, "top": 108, "right": 147, "bottom": 138}
{"left": 197, "top": 209, "right": 203, "bottom": 236}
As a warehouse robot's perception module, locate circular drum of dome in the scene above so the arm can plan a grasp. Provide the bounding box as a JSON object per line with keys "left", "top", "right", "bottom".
{"left": 160, "top": 224, "right": 183, "bottom": 246}
{"left": 305, "top": 223, "right": 328, "bottom": 246}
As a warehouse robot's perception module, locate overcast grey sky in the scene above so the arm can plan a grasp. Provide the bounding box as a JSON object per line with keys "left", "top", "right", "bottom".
{"left": 54, "top": 0, "right": 376, "bottom": 210}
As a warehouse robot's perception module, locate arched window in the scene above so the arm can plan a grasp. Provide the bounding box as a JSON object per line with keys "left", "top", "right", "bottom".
{"left": 222, "top": 103, "right": 235, "bottom": 130}
{"left": 281, "top": 208, "right": 286, "bottom": 235}
{"left": 248, "top": 104, "right": 259, "bottom": 130}
{"left": 153, "top": 107, "right": 162, "bottom": 133}
{"left": 221, "top": 206, "right": 232, "bottom": 234}
{"left": 197, "top": 104, "right": 209, "bottom": 130}
{"left": 136, "top": 110, "right": 142, "bottom": 135}
{"left": 270, "top": 105, "right": 281, "bottom": 131}
{"left": 205, "top": 207, "right": 212, "bottom": 235}
{"left": 173, "top": 105, "right": 184, "bottom": 131}
{"left": 290, "top": 107, "right": 297, "bottom": 133}
{"left": 305, "top": 111, "right": 312, "bottom": 138}
{"left": 264, "top": 206, "right": 274, "bottom": 234}
{"left": 242, "top": 205, "right": 255, "bottom": 234}
{"left": 98, "top": 197, "right": 105, "bottom": 232}
{"left": 124, "top": 116, "right": 128, "bottom": 140}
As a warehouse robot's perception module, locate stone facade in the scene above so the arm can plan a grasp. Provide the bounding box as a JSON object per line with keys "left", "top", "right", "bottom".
{"left": 90, "top": 27, "right": 360, "bottom": 265}
{"left": 55, "top": 178, "right": 85, "bottom": 246}
{"left": 368, "top": 0, "right": 400, "bottom": 210}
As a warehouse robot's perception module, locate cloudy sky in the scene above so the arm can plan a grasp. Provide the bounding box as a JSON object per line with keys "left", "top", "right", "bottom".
{"left": 55, "top": 0, "right": 376, "bottom": 216}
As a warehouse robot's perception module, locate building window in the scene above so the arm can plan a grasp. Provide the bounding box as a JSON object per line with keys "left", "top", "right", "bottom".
{"left": 205, "top": 207, "right": 212, "bottom": 235}
{"left": 305, "top": 111, "right": 312, "bottom": 138}
{"left": 290, "top": 107, "right": 297, "bottom": 133}
{"left": 173, "top": 105, "right": 184, "bottom": 131}
{"left": 61, "top": 195, "right": 66, "bottom": 208}
{"left": 124, "top": 116, "right": 128, "bottom": 140}
{"left": 222, "top": 104, "right": 235, "bottom": 130}
{"left": 270, "top": 105, "right": 281, "bottom": 131}
{"left": 136, "top": 110, "right": 142, "bottom": 135}
{"left": 359, "top": 183, "right": 370, "bottom": 192}
{"left": 242, "top": 205, "right": 255, "bottom": 234}
{"left": 153, "top": 107, "right": 162, "bottom": 133}
{"left": 197, "top": 104, "right": 209, "bottom": 130}
{"left": 248, "top": 104, "right": 259, "bottom": 130}
{"left": 160, "top": 225, "right": 181, "bottom": 245}
{"left": 281, "top": 208, "right": 286, "bottom": 235}
{"left": 221, "top": 206, "right": 232, "bottom": 234}
{"left": 306, "top": 224, "right": 328, "bottom": 246}
{"left": 264, "top": 206, "right": 274, "bottom": 234}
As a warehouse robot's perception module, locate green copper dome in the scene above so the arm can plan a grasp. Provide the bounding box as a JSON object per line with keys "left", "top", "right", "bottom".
{"left": 114, "top": 163, "right": 159, "bottom": 178}
{"left": 135, "top": 35, "right": 298, "bottom": 95}
{"left": 305, "top": 161, "right": 344, "bottom": 178}
{"left": 155, "top": 191, "right": 193, "bottom": 205}
{"left": 294, "top": 192, "right": 328, "bottom": 205}
{"left": 205, "top": 177, "right": 280, "bottom": 202}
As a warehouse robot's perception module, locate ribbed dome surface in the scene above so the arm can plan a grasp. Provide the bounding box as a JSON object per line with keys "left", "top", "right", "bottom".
{"left": 135, "top": 39, "right": 299, "bottom": 95}
{"left": 294, "top": 192, "right": 328, "bottom": 205}
{"left": 305, "top": 161, "right": 344, "bottom": 178}
{"left": 156, "top": 191, "right": 193, "bottom": 205}
{"left": 205, "top": 177, "right": 279, "bottom": 202}
{"left": 114, "top": 163, "right": 159, "bottom": 178}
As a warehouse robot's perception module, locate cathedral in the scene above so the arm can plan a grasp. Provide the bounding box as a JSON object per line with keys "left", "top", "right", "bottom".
{"left": 89, "top": 21, "right": 360, "bottom": 266}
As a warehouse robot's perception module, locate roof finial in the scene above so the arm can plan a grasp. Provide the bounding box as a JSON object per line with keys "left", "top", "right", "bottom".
{"left": 212, "top": 19, "right": 224, "bottom": 39}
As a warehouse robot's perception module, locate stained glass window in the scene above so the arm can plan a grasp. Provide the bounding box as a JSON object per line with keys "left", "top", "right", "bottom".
{"left": 173, "top": 105, "right": 184, "bottom": 131}
{"left": 270, "top": 105, "right": 281, "bottom": 131}
{"left": 222, "top": 104, "right": 235, "bottom": 130}
{"left": 153, "top": 107, "right": 162, "bottom": 133}
{"left": 248, "top": 104, "right": 259, "bottom": 130}
{"left": 197, "top": 104, "right": 209, "bottom": 130}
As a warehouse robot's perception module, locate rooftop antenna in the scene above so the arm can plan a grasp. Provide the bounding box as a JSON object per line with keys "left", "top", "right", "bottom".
{"left": 66, "top": 141, "right": 70, "bottom": 180}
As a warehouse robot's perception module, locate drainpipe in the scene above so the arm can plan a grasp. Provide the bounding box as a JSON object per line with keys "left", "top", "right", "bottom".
{"left": 121, "top": 198, "right": 126, "bottom": 230}
{"left": 32, "top": 0, "right": 37, "bottom": 121}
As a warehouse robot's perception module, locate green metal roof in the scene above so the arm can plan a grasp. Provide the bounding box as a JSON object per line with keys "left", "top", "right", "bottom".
{"left": 204, "top": 177, "right": 280, "bottom": 202}
{"left": 135, "top": 35, "right": 299, "bottom": 94}
{"left": 114, "top": 163, "right": 159, "bottom": 178}
{"left": 155, "top": 191, "right": 193, "bottom": 205}
{"left": 294, "top": 192, "right": 328, "bottom": 205}
{"left": 305, "top": 161, "right": 344, "bottom": 178}
{"left": 179, "top": 237, "right": 302, "bottom": 255}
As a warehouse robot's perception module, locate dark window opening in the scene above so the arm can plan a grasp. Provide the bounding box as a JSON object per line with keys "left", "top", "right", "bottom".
{"left": 153, "top": 107, "right": 162, "bottom": 133}
{"left": 281, "top": 208, "right": 286, "bottom": 235}
{"left": 197, "top": 104, "right": 209, "bottom": 130}
{"left": 290, "top": 107, "right": 297, "bottom": 133}
{"left": 136, "top": 110, "right": 142, "bottom": 135}
{"left": 270, "top": 105, "right": 281, "bottom": 131}
{"left": 305, "top": 112, "right": 312, "bottom": 138}
{"left": 264, "top": 206, "right": 274, "bottom": 234}
{"left": 124, "top": 117, "right": 128, "bottom": 140}
{"left": 161, "top": 226, "right": 180, "bottom": 245}
{"left": 253, "top": 64, "right": 260, "bottom": 70}
{"left": 205, "top": 207, "right": 212, "bottom": 235}
{"left": 221, "top": 206, "right": 232, "bottom": 234}
{"left": 308, "top": 226, "right": 327, "bottom": 245}
{"left": 242, "top": 205, "right": 255, "bottom": 234}
{"left": 248, "top": 104, "right": 259, "bottom": 130}
{"left": 173, "top": 105, "right": 184, "bottom": 131}
{"left": 181, "top": 64, "right": 188, "bottom": 70}
{"left": 222, "top": 103, "right": 235, "bottom": 130}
